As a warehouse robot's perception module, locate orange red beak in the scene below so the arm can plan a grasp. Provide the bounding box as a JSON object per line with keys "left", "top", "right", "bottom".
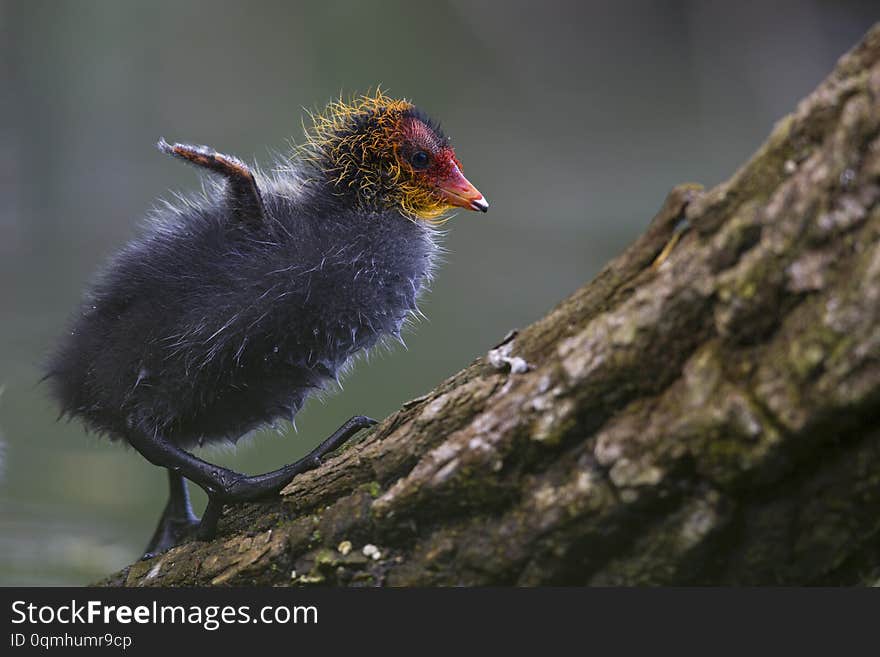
{"left": 436, "top": 162, "right": 488, "bottom": 212}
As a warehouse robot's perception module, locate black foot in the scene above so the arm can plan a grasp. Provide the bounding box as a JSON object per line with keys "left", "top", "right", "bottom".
{"left": 132, "top": 416, "right": 378, "bottom": 552}
{"left": 141, "top": 516, "right": 199, "bottom": 560}
{"left": 141, "top": 470, "right": 200, "bottom": 559}
{"left": 193, "top": 415, "right": 378, "bottom": 541}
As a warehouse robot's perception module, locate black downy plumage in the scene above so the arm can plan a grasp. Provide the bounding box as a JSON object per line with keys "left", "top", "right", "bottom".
{"left": 45, "top": 93, "right": 488, "bottom": 557}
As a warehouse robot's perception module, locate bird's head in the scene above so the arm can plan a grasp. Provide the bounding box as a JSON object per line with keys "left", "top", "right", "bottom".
{"left": 300, "top": 91, "right": 488, "bottom": 222}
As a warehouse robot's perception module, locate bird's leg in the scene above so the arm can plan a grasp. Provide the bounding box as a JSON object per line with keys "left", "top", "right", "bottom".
{"left": 191, "top": 416, "right": 377, "bottom": 540}
{"left": 157, "top": 139, "right": 265, "bottom": 224}
{"left": 142, "top": 470, "right": 200, "bottom": 559}
{"left": 128, "top": 416, "right": 377, "bottom": 548}
{"left": 196, "top": 498, "right": 225, "bottom": 542}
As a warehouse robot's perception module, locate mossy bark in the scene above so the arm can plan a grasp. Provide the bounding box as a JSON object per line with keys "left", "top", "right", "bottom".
{"left": 103, "top": 24, "right": 880, "bottom": 587}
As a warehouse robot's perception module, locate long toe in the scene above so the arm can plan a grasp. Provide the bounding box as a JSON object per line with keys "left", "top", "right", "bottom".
{"left": 141, "top": 515, "right": 200, "bottom": 560}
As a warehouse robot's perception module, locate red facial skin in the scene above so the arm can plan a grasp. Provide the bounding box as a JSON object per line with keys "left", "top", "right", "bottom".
{"left": 400, "top": 118, "right": 488, "bottom": 213}
{"left": 429, "top": 149, "right": 487, "bottom": 211}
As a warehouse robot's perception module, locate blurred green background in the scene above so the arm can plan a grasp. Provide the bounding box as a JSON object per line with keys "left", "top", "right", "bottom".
{"left": 1, "top": 1, "right": 877, "bottom": 585}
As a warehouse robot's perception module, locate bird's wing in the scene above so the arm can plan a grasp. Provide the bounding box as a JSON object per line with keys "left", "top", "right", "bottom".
{"left": 157, "top": 139, "right": 266, "bottom": 225}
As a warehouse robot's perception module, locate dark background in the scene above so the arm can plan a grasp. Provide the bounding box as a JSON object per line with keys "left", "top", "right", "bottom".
{"left": 1, "top": 1, "right": 877, "bottom": 585}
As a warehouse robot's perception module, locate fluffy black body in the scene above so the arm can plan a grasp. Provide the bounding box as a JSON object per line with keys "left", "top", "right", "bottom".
{"left": 43, "top": 94, "right": 485, "bottom": 558}
{"left": 47, "top": 174, "right": 436, "bottom": 449}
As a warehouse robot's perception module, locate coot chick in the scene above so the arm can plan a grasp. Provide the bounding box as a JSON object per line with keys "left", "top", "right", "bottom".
{"left": 45, "top": 91, "right": 488, "bottom": 557}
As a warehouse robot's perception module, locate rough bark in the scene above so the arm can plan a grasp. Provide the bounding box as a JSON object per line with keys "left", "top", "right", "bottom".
{"left": 104, "top": 25, "right": 880, "bottom": 586}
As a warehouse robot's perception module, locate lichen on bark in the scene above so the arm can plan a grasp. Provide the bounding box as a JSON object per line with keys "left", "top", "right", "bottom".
{"left": 103, "top": 24, "right": 880, "bottom": 587}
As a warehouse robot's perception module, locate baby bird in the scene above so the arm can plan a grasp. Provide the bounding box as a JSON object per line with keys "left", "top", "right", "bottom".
{"left": 45, "top": 91, "right": 487, "bottom": 557}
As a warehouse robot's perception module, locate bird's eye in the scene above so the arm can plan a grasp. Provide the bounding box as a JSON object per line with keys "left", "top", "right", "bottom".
{"left": 410, "top": 151, "right": 430, "bottom": 169}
